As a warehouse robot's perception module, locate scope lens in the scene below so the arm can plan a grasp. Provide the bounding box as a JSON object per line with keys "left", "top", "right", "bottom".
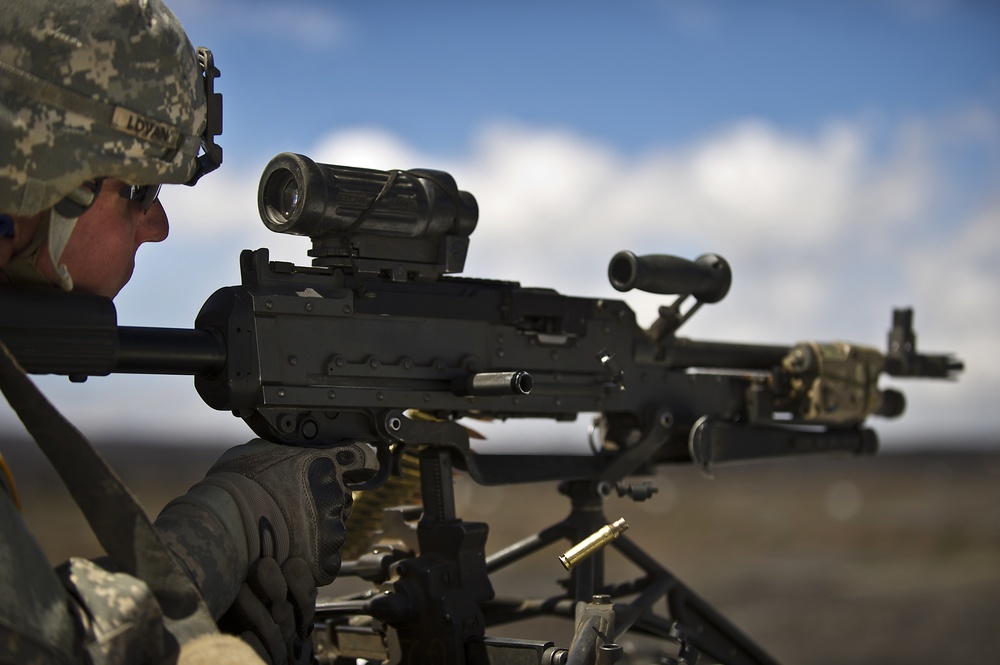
{"left": 279, "top": 178, "right": 299, "bottom": 218}
{"left": 263, "top": 168, "right": 301, "bottom": 223}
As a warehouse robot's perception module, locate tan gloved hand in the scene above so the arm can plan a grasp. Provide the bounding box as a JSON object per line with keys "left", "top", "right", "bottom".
{"left": 219, "top": 557, "right": 316, "bottom": 665}
{"left": 155, "top": 439, "right": 377, "bottom": 618}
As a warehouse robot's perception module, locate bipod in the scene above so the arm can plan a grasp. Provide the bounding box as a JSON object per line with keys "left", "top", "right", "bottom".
{"left": 480, "top": 479, "right": 780, "bottom": 665}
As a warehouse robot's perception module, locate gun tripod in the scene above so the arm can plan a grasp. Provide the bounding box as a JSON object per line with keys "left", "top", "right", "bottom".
{"left": 315, "top": 447, "right": 779, "bottom": 665}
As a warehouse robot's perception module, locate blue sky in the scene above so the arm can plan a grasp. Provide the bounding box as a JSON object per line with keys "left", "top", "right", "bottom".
{"left": 7, "top": 1, "right": 999, "bottom": 451}
{"left": 179, "top": 2, "right": 1000, "bottom": 154}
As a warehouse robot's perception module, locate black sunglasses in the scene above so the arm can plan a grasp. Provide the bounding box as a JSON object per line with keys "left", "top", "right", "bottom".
{"left": 54, "top": 178, "right": 162, "bottom": 218}
{"left": 119, "top": 182, "right": 162, "bottom": 213}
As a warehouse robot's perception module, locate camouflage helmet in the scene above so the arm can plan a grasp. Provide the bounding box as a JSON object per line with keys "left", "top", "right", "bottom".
{"left": 0, "top": 0, "right": 223, "bottom": 217}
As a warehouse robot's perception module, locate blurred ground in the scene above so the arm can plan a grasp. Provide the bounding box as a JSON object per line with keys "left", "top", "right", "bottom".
{"left": 4, "top": 438, "right": 999, "bottom": 665}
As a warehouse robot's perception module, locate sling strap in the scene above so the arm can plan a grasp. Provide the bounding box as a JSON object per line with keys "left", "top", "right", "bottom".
{"left": 0, "top": 338, "right": 218, "bottom": 647}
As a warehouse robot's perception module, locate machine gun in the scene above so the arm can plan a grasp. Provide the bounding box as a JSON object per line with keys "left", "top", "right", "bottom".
{"left": 1, "top": 153, "right": 963, "bottom": 665}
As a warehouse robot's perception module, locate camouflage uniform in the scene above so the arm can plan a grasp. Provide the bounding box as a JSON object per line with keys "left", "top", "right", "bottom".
{"left": 0, "top": 2, "right": 223, "bottom": 662}
{"left": 0, "top": 485, "right": 81, "bottom": 664}
{"left": 0, "top": 495, "right": 168, "bottom": 664}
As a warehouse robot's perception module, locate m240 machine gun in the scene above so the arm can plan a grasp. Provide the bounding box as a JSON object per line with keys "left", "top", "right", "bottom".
{"left": 1, "top": 153, "right": 963, "bottom": 665}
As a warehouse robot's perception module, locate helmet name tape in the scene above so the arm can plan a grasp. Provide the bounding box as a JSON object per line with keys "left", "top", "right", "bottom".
{"left": 0, "top": 59, "right": 184, "bottom": 152}
{"left": 111, "top": 107, "right": 181, "bottom": 149}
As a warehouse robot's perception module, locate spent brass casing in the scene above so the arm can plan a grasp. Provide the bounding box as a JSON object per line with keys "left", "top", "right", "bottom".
{"left": 558, "top": 518, "right": 629, "bottom": 571}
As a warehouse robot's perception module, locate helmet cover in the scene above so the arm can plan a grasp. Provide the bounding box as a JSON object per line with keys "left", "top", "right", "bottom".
{"left": 0, "top": 0, "right": 209, "bottom": 217}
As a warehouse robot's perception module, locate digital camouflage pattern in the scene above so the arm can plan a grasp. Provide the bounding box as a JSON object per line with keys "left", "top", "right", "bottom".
{"left": 57, "top": 557, "right": 168, "bottom": 664}
{"left": 0, "top": 0, "right": 207, "bottom": 217}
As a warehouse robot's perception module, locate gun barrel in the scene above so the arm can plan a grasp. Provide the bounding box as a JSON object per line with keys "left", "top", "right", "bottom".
{"left": 665, "top": 339, "right": 791, "bottom": 370}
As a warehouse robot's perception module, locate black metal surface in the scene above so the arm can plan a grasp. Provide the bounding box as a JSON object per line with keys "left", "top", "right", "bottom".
{"left": 116, "top": 327, "right": 225, "bottom": 375}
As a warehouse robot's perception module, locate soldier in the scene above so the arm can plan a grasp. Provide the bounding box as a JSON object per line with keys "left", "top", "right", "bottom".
{"left": 0, "top": 1, "right": 362, "bottom": 663}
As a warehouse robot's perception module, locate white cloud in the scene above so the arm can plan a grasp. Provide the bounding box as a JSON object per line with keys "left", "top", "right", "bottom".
{"left": 312, "top": 128, "right": 426, "bottom": 172}
{"left": 5, "top": 113, "right": 997, "bottom": 450}
{"left": 688, "top": 121, "right": 863, "bottom": 234}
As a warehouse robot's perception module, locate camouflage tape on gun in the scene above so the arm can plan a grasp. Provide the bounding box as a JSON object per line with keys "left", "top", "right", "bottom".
{"left": 257, "top": 152, "right": 478, "bottom": 239}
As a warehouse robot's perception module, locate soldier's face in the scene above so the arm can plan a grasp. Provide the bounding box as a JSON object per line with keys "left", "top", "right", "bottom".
{"left": 39, "top": 178, "right": 169, "bottom": 298}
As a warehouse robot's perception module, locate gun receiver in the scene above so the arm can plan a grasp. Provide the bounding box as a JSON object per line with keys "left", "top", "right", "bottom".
{"left": 0, "top": 153, "right": 964, "bottom": 665}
